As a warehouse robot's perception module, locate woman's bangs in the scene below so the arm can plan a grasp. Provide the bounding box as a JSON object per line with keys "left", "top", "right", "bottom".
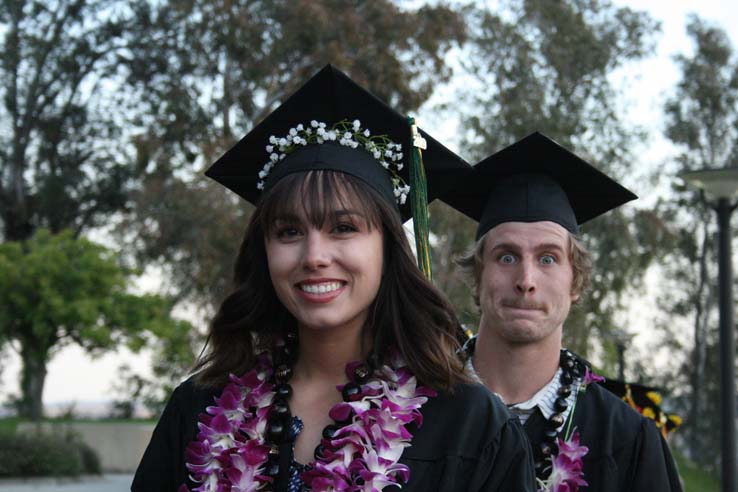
{"left": 260, "top": 171, "right": 384, "bottom": 234}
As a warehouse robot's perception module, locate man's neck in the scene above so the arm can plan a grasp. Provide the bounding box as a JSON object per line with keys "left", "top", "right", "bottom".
{"left": 472, "top": 327, "right": 562, "bottom": 405}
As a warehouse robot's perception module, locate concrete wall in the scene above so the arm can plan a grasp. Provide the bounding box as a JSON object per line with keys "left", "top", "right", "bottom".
{"left": 17, "top": 422, "right": 155, "bottom": 473}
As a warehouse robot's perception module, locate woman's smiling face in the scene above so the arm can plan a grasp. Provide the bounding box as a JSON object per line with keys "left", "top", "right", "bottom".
{"left": 264, "top": 173, "right": 384, "bottom": 335}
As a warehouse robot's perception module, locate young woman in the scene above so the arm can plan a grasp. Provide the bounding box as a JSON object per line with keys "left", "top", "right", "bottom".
{"left": 132, "top": 65, "right": 535, "bottom": 492}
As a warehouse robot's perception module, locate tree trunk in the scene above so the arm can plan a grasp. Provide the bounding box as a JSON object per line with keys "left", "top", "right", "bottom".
{"left": 18, "top": 340, "right": 49, "bottom": 421}
{"left": 689, "top": 219, "right": 711, "bottom": 460}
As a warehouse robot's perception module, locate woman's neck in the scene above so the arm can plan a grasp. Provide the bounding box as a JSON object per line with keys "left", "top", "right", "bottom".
{"left": 292, "top": 323, "right": 367, "bottom": 385}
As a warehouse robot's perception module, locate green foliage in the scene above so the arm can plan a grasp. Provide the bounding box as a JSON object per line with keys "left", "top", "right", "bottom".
{"left": 0, "top": 417, "right": 20, "bottom": 434}
{"left": 0, "top": 428, "right": 100, "bottom": 477}
{"left": 461, "top": 0, "right": 659, "bottom": 157}
{"left": 429, "top": 201, "right": 479, "bottom": 327}
{"left": 673, "top": 451, "right": 720, "bottom": 492}
{"left": 0, "top": 0, "right": 138, "bottom": 242}
{"left": 0, "top": 229, "right": 193, "bottom": 419}
{"left": 660, "top": 15, "right": 738, "bottom": 466}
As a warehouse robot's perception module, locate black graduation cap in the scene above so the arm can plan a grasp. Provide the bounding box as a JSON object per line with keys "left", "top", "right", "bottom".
{"left": 599, "top": 378, "right": 682, "bottom": 436}
{"left": 205, "top": 64, "right": 470, "bottom": 221}
{"left": 444, "top": 132, "right": 637, "bottom": 239}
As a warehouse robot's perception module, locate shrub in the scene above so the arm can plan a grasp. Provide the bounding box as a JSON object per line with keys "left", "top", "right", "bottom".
{"left": 0, "top": 429, "right": 100, "bottom": 477}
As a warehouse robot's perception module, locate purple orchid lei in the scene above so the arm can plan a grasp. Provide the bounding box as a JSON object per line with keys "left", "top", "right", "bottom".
{"left": 536, "top": 367, "right": 605, "bottom": 492}
{"left": 181, "top": 352, "right": 435, "bottom": 492}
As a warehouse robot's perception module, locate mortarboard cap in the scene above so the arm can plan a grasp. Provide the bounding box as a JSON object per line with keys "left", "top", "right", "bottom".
{"left": 444, "top": 132, "right": 637, "bottom": 239}
{"left": 205, "top": 64, "right": 470, "bottom": 222}
{"left": 599, "top": 378, "right": 682, "bottom": 436}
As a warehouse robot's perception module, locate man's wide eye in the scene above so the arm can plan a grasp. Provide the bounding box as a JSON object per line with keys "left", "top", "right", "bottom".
{"left": 540, "top": 255, "right": 556, "bottom": 265}
{"left": 499, "top": 254, "right": 516, "bottom": 264}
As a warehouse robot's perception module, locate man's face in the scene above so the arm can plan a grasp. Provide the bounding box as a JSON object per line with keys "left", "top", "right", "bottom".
{"left": 477, "top": 221, "right": 579, "bottom": 346}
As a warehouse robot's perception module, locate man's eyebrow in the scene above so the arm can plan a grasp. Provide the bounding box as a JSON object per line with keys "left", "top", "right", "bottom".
{"left": 488, "top": 242, "right": 566, "bottom": 252}
{"left": 535, "top": 242, "right": 567, "bottom": 253}
{"left": 488, "top": 242, "right": 521, "bottom": 252}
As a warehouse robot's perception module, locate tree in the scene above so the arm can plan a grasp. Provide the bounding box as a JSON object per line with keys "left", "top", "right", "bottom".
{"left": 116, "top": 0, "right": 467, "bottom": 309}
{"left": 0, "top": 0, "right": 138, "bottom": 242}
{"left": 437, "top": 0, "right": 665, "bottom": 369}
{"left": 661, "top": 14, "right": 738, "bottom": 466}
{"left": 0, "top": 229, "right": 192, "bottom": 419}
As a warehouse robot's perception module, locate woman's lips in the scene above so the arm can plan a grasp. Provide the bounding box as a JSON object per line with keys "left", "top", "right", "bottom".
{"left": 295, "top": 279, "right": 347, "bottom": 303}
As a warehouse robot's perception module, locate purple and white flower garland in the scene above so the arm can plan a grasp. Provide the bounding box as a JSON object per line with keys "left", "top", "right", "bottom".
{"left": 181, "top": 353, "right": 435, "bottom": 492}
{"left": 537, "top": 367, "right": 605, "bottom": 492}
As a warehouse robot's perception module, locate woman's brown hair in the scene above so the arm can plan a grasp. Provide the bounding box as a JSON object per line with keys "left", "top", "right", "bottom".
{"left": 193, "top": 171, "right": 470, "bottom": 391}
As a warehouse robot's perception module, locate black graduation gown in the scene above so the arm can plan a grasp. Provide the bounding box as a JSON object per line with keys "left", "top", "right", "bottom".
{"left": 524, "top": 382, "right": 683, "bottom": 492}
{"left": 131, "top": 380, "right": 536, "bottom": 492}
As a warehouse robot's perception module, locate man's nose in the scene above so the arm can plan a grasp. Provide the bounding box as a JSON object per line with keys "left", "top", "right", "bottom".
{"left": 515, "top": 260, "right": 536, "bottom": 294}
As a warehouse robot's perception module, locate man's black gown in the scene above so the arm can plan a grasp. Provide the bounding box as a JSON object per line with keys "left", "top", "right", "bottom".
{"left": 524, "top": 381, "right": 683, "bottom": 492}
{"left": 132, "top": 380, "right": 536, "bottom": 492}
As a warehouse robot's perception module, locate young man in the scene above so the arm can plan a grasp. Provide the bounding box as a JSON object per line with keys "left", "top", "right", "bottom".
{"left": 448, "top": 132, "right": 682, "bottom": 491}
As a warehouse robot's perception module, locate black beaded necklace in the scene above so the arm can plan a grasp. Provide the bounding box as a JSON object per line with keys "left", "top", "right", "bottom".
{"left": 462, "top": 338, "right": 586, "bottom": 481}
{"left": 262, "top": 330, "right": 376, "bottom": 489}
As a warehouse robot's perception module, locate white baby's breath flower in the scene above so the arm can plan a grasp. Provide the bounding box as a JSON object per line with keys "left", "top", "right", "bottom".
{"left": 257, "top": 119, "right": 410, "bottom": 205}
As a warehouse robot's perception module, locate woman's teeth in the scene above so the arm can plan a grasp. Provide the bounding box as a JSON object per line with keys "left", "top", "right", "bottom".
{"left": 300, "top": 282, "right": 342, "bottom": 294}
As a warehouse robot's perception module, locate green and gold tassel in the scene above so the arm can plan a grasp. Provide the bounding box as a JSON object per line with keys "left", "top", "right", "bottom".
{"left": 407, "top": 116, "right": 432, "bottom": 280}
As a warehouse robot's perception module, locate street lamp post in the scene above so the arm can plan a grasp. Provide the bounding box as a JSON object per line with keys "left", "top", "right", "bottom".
{"left": 682, "top": 168, "right": 738, "bottom": 492}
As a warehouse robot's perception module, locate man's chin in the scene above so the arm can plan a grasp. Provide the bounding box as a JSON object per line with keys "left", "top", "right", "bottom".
{"left": 497, "top": 322, "right": 552, "bottom": 345}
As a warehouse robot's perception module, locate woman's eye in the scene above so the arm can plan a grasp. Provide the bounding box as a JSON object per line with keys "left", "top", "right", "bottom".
{"left": 540, "top": 255, "right": 556, "bottom": 265}
{"left": 333, "top": 223, "right": 358, "bottom": 234}
{"left": 276, "top": 227, "right": 300, "bottom": 238}
{"left": 499, "top": 254, "right": 516, "bottom": 264}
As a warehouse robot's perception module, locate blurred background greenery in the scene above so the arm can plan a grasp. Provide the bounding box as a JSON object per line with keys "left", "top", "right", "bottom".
{"left": 1, "top": 0, "right": 737, "bottom": 486}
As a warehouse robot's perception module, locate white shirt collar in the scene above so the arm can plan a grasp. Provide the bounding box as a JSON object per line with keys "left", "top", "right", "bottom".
{"left": 467, "top": 354, "right": 580, "bottom": 427}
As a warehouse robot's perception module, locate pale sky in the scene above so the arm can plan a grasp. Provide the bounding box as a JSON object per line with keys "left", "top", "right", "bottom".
{"left": 2, "top": 0, "right": 738, "bottom": 412}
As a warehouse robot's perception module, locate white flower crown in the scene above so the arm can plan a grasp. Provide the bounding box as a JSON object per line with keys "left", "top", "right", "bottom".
{"left": 257, "top": 119, "right": 411, "bottom": 205}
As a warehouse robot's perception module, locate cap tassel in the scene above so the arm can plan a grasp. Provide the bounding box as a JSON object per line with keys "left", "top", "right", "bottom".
{"left": 408, "top": 117, "right": 432, "bottom": 280}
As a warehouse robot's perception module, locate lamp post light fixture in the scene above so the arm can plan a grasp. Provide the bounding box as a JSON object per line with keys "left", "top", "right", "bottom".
{"left": 681, "top": 167, "right": 738, "bottom": 492}
{"left": 610, "top": 328, "right": 633, "bottom": 381}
